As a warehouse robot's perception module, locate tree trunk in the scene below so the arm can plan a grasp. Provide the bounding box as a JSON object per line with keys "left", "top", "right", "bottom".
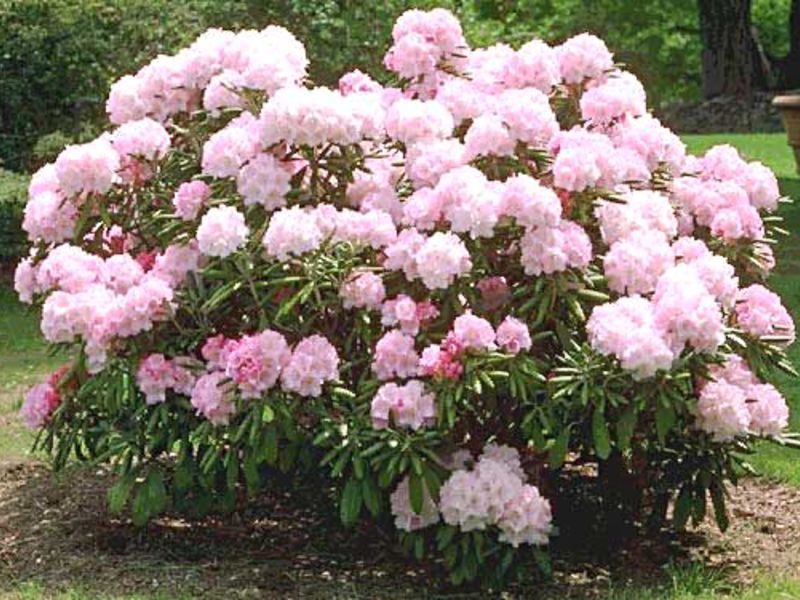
{"left": 698, "top": 0, "right": 768, "bottom": 98}
{"left": 768, "top": 0, "right": 800, "bottom": 90}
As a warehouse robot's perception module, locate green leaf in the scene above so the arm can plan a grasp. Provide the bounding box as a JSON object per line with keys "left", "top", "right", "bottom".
{"left": 107, "top": 473, "right": 135, "bottom": 514}
{"left": 592, "top": 405, "right": 611, "bottom": 460}
{"left": 548, "top": 426, "right": 570, "bottom": 469}
{"left": 409, "top": 472, "right": 424, "bottom": 514}
{"left": 340, "top": 477, "right": 363, "bottom": 525}
{"left": 673, "top": 487, "right": 692, "bottom": 530}
{"left": 261, "top": 404, "right": 275, "bottom": 423}
{"left": 361, "top": 475, "right": 381, "bottom": 516}
{"left": 616, "top": 405, "right": 637, "bottom": 452}
{"left": 710, "top": 483, "right": 729, "bottom": 532}
{"left": 655, "top": 400, "right": 676, "bottom": 445}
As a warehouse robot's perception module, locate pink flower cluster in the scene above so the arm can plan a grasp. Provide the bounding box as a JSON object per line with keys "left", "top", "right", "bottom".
{"left": 20, "top": 369, "right": 65, "bottom": 429}
{"left": 370, "top": 380, "right": 435, "bottom": 430}
{"left": 136, "top": 354, "right": 196, "bottom": 404}
{"left": 695, "top": 356, "right": 789, "bottom": 440}
{"left": 437, "top": 445, "right": 553, "bottom": 546}
{"left": 735, "top": 284, "right": 795, "bottom": 343}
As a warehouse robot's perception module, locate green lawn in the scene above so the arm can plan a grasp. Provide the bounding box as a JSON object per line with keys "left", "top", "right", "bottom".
{"left": 1, "top": 133, "right": 800, "bottom": 599}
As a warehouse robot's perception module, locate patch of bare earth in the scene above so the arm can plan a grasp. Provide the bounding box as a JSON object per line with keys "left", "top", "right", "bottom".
{"left": 1, "top": 459, "right": 799, "bottom": 599}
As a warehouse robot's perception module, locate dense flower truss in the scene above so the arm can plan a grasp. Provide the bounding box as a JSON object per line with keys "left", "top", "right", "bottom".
{"left": 14, "top": 8, "right": 797, "bottom": 586}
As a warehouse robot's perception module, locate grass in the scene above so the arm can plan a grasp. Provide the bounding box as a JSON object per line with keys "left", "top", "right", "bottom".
{"left": 1, "top": 133, "right": 800, "bottom": 599}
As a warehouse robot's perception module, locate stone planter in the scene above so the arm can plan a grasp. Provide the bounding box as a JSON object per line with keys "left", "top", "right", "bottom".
{"left": 773, "top": 94, "right": 800, "bottom": 174}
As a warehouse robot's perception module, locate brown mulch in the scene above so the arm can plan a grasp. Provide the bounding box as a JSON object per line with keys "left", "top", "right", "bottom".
{"left": 1, "top": 458, "right": 799, "bottom": 599}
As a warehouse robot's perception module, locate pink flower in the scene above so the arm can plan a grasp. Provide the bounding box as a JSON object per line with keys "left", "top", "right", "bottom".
{"left": 14, "top": 257, "right": 40, "bottom": 304}
{"left": 694, "top": 381, "right": 750, "bottom": 442}
{"left": 372, "top": 330, "right": 420, "bottom": 380}
{"left": 20, "top": 380, "right": 61, "bottom": 428}
{"left": 603, "top": 230, "right": 675, "bottom": 295}
{"left": 595, "top": 190, "right": 677, "bottom": 245}
{"left": 464, "top": 114, "right": 515, "bottom": 160}
{"left": 172, "top": 181, "right": 211, "bottom": 221}
{"left": 201, "top": 334, "right": 234, "bottom": 370}
{"left": 370, "top": 380, "right": 435, "bottom": 430}
{"left": 137, "top": 353, "right": 179, "bottom": 404}
{"left": 225, "top": 330, "right": 291, "bottom": 398}
{"left": 340, "top": 271, "right": 386, "bottom": 310}
{"left": 390, "top": 475, "right": 440, "bottom": 531}
{"left": 111, "top": 117, "right": 171, "bottom": 161}
{"left": 453, "top": 312, "right": 496, "bottom": 351}
{"left": 385, "top": 99, "right": 454, "bottom": 145}
{"left": 55, "top": 136, "right": 120, "bottom": 196}
{"left": 746, "top": 383, "right": 789, "bottom": 436}
{"left": 502, "top": 174, "right": 562, "bottom": 229}
{"left": 196, "top": 205, "right": 249, "bottom": 257}
{"left": 23, "top": 192, "right": 77, "bottom": 243}
{"left": 556, "top": 33, "right": 614, "bottom": 84}
{"left": 520, "top": 221, "right": 592, "bottom": 276}
{"left": 580, "top": 71, "right": 646, "bottom": 125}
{"left": 237, "top": 153, "right": 292, "bottom": 210}
{"left": 735, "top": 284, "right": 795, "bottom": 343}
{"left": 477, "top": 276, "right": 511, "bottom": 311}
{"left": 201, "top": 112, "right": 261, "bottom": 178}
{"left": 501, "top": 39, "right": 560, "bottom": 92}
{"left": 281, "top": 335, "right": 339, "bottom": 397}
{"left": 496, "top": 316, "right": 532, "bottom": 354}
{"left": 415, "top": 232, "right": 472, "bottom": 289}
{"left": 263, "top": 206, "right": 323, "bottom": 261}
{"left": 191, "top": 371, "right": 236, "bottom": 426}
{"left": 587, "top": 296, "right": 674, "bottom": 379}
{"left": 498, "top": 484, "right": 553, "bottom": 547}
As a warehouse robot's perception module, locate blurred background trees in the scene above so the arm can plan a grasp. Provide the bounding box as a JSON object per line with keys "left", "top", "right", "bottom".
{"left": 0, "top": 0, "right": 795, "bottom": 173}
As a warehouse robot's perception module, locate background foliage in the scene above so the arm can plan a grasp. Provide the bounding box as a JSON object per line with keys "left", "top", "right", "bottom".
{"left": 0, "top": 0, "right": 793, "bottom": 173}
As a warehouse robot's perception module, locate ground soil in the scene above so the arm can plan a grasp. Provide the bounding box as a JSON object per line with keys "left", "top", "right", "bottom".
{"left": 1, "top": 457, "right": 799, "bottom": 599}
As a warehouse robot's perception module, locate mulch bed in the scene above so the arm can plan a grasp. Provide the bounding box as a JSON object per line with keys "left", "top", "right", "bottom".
{"left": 1, "top": 458, "right": 799, "bottom": 599}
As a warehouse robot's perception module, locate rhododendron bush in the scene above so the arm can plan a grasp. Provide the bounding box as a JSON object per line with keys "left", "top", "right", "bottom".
{"left": 14, "top": 8, "right": 799, "bottom": 586}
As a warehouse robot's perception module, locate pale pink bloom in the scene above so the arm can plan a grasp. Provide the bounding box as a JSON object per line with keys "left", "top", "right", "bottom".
{"left": 340, "top": 271, "right": 386, "bottom": 310}
{"left": 384, "top": 99, "right": 454, "bottom": 145}
{"left": 556, "top": 33, "right": 614, "bottom": 84}
{"left": 746, "top": 383, "right": 789, "bottom": 436}
{"left": 494, "top": 88, "right": 559, "bottom": 147}
{"left": 694, "top": 381, "right": 750, "bottom": 442}
{"left": 196, "top": 205, "right": 249, "bottom": 257}
{"left": 151, "top": 242, "right": 202, "bottom": 287}
{"left": 595, "top": 190, "right": 678, "bottom": 245}
{"left": 20, "top": 380, "right": 61, "bottom": 428}
{"left": 136, "top": 353, "right": 178, "bottom": 404}
{"left": 55, "top": 135, "right": 120, "bottom": 196}
{"left": 603, "top": 230, "right": 675, "bottom": 295}
{"left": 498, "top": 485, "right": 553, "bottom": 547}
{"left": 404, "top": 138, "right": 467, "bottom": 188}
{"left": 580, "top": 71, "right": 646, "bottom": 125}
{"left": 383, "top": 229, "right": 426, "bottom": 281}
{"left": 390, "top": 475, "right": 440, "bottom": 531}
{"left": 191, "top": 371, "right": 236, "bottom": 426}
{"left": 735, "top": 284, "right": 795, "bottom": 343}
{"left": 104, "top": 254, "right": 145, "bottom": 294}
{"left": 111, "top": 117, "right": 171, "bottom": 160}
{"left": 612, "top": 114, "right": 686, "bottom": 176}
{"left": 520, "top": 221, "right": 591, "bottom": 276}
{"left": 172, "top": 181, "right": 211, "bottom": 221}
{"left": 338, "top": 69, "right": 382, "bottom": 95}
{"left": 453, "top": 313, "right": 496, "bottom": 351}
{"left": 370, "top": 380, "right": 435, "bottom": 430}
{"left": 202, "top": 69, "right": 246, "bottom": 115}
{"left": 263, "top": 206, "right": 323, "bottom": 261}
{"left": 23, "top": 192, "right": 77, "bottom": 243}
{"left": 281, "top": 335, "right": 339, "bottom": 397}
{"left": 464, "top": 114, "right": 515, "bottom": 160}
{"left": 201, "top": 334, "right": 234, "bottom": 370}
{"left": 225, "top": 330, "right": 291, "bottom": 398}
{"left": 237, "top": 153, "right": 292, "bottom": 210}
{"left": 502, "top": 174, "right": 562, "bottom": 228}
{"left": 587, "top": 296, "right": 674, "bottom": 379}
{"left": 201, "top": 112, "right": 261, "bottom": 178}
{"left": 496, "top": 316, "right": 532, "bottom": 354}
{"left": 415, "top": 232, "right": 472, "bottom": 289}
{"left": 14, "top": 257, "right": 40, "bottom": 304}
{"left": 652, "top": 268, "right": 725, "bottom": 354}
{"left": 106, "top": 75, "right": 147, "bottom": 125}
{"left": 372, "top": 330, "right": 420, "bottom": 380}
{"left": 501, "top": 39, "right": 560, "bottom": 92}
